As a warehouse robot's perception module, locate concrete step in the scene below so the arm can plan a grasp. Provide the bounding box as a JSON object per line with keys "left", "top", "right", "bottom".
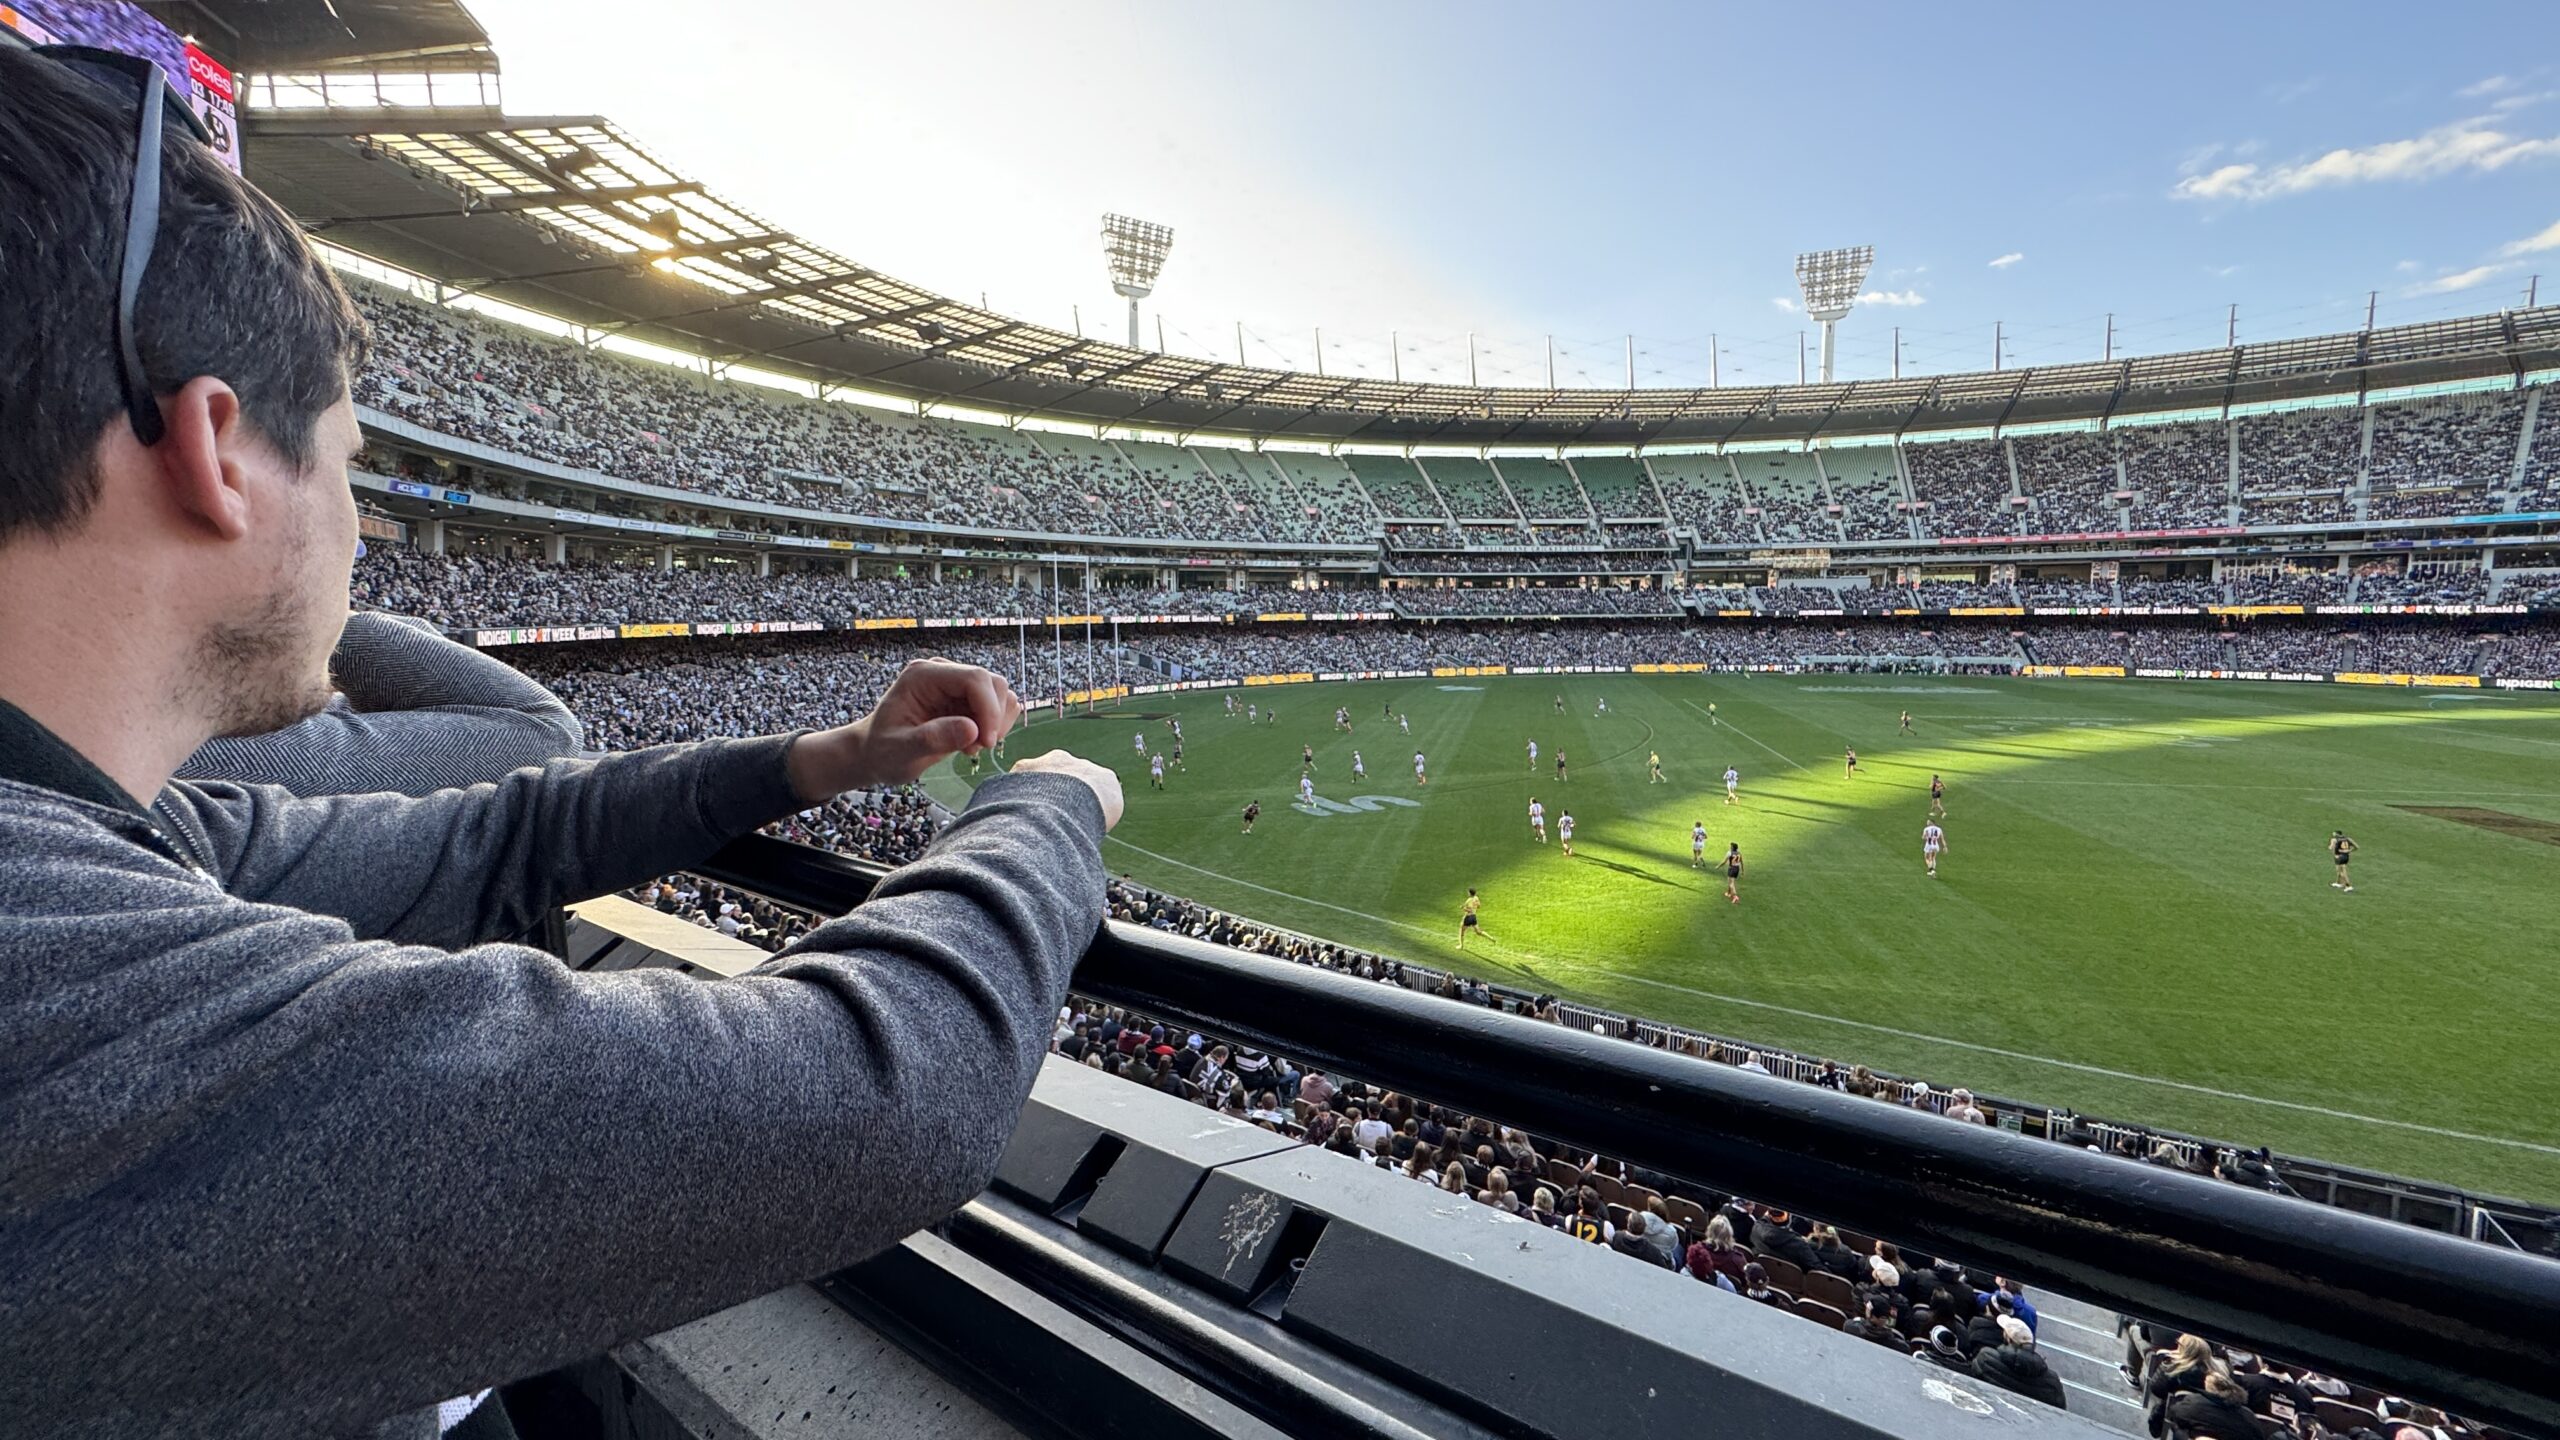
{"left": 2060, "top": 1377, "right": 2147, "bottom": 1436}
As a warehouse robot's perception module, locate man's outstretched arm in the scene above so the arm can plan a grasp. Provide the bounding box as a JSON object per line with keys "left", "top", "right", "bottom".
{"left": 163, "top": 658, "right": 1025, "bottom": 949}
{"left": 11, "top": 762, "right": 1119, "bottom": 1439}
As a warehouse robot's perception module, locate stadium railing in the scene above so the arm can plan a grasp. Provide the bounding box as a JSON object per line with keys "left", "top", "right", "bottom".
{"left": 687, "top": 833, "right": 2560, "bottom": 1438}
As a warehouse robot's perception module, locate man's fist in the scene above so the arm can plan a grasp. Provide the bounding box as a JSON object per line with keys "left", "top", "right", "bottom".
{"left": 787, "top": 658, "right": 1023, "bottom": 800}
{"left": 1010, "top": 750, "right": 1124, "bottom": 832}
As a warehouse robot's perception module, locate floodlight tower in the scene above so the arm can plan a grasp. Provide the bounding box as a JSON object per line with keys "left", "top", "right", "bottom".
{"left": 1793, "top": 245, "right": 1874, "bottom": 384}
{"left": 1100, "top": 213, "right": 1175, "bottom": 350}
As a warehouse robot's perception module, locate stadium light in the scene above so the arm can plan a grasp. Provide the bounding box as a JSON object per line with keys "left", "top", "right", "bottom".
{"left": 1792, "top": 245, "right": 1874, "bottom": 384}
{"left": 1100, "top": 213, "right": 1174, "bottom": 351}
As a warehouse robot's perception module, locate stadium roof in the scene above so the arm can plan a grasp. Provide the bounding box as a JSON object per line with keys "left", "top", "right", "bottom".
{"left": 244, "top": 96, "right": 2560, "bottom": 448}
{"left": 143, "top": 0, "right": 494, "bottom": 72}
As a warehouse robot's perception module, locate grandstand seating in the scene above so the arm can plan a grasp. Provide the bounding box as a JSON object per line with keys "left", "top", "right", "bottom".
{"left": 1413, "top": 455, "right": 1518, "bottom": 520}
{"left": 1733, "top": 451, "right": 1838, "bottom": 544}
{"left": 1648, "top": 454, "right": 1754, "bottom": 545}
{"left": 1495, "top": 455, "right": 1593, "bottom": 521}
{"left": 1569, "top": 455, "right": 1666, "bottom": 519}
{"left": 2239, "top": 409, "right": 2363, "bottom": 492}
{"left": 1343, "top": 453, "right": 1447, "bottom": 520}
{"left": 2115, "top": 421, "right": 2230, "bottom": 531}
{"left": 2012, "top": 432, "right": 2125, "bottom": 535}
{"left": 1818, "top": 447, "right": 1908, "bottom": 543}
{"left": 1905, "top": 440, "right": 2016, "bottom": 540}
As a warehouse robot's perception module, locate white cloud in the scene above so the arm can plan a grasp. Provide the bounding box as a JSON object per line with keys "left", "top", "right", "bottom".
{"left": 1855, "top": 289, "right": 1927, "bottom": 307}
{"left": 2404, "top": 262, "right": 2515, "bottom": 296}
{"left": 2170, "top": 117, "right": 2560, "bottom": 201}
{"left": 1987, "top": 252, "right": 2025, "bottom": 269}
{"left": 2208, "top": 264, "right": 2243, "bottom": 278}
{"left": 2504, "top": 219, "right": 2560, "bottom": 255}
{"left": 2459, "top": 75, "right": 2514, "bottom": 98}
{"left": 2395, "top": 259, "right": 2422, "bottom": 272}
{"left": 1770, "top": 296, "right": 1799, "bottom": 313}
{"left": 2493, "top": 91, "right": 2560, "bottom": 112}
{"left": 2265, "top": 77, "right": 2320, "bottom": 106}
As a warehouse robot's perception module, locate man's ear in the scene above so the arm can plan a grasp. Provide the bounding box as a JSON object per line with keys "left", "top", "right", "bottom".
{"left": 150, "top": 376, "right": 252, "bottom": 542}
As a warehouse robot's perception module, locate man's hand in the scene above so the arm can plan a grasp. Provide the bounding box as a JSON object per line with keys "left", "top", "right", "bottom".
{"left": 787, "top": 659, "right": 1023, "bottom": 799}
{"left": 1010, "top": 751, "right": 1123, "bottom": 831}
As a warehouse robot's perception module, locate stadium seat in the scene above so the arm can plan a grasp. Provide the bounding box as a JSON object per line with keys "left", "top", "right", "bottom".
{"left": 1587, "top": 1174, "right": 1625, "bottom": 1206}
{"left": 1665, "top": 1196, "right": 1709, "bottom": 1233}
{"left": 2256, "top": 1418, "right": 2294, "bottom": 1439}
{"left": 1621, "top": 1183, "right": 1662, "bottom": 1212}
{"left": 2313, "top": 1397, "right": 2372, "bottom": 1433}
{"left": 1801, "top": 1271, "right": 1857, "bottom": 1314}
{"left": 1546, "top": 1158, "right": 1582, "bottom": 1190}
{"left": 1755, "top": 1255, "right": 1807, "bottom": 1294}
{"left": 1792, "top": 1298, "right": 1847, "bottom": 1331}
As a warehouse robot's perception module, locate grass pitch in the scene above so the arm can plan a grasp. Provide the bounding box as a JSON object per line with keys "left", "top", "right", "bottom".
{"left": 959, "top": 674, "right": 2560, "bottom": 1203}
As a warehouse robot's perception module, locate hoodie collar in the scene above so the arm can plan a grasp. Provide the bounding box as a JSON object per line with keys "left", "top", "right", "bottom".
{"left": 0, "top": 696, "right": 148, "bottom": 816}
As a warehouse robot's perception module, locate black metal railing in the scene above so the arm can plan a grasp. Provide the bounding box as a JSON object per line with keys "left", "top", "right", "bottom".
{"left": 692, "top": 833, "right": 2560, "bottom": 1438}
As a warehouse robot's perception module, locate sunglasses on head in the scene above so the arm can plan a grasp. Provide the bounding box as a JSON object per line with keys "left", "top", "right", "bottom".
{"left": 36, "top": 44, "right": 215, "bottom": 448}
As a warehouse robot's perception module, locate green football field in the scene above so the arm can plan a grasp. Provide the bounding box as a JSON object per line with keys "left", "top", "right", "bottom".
{"left": 953, "top": 674, "right": 2560, "bottom": 1204}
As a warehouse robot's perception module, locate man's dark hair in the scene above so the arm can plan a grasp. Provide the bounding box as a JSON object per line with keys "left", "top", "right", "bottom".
{"left": 0, "top": 44, "right": 366, "bottom": 541}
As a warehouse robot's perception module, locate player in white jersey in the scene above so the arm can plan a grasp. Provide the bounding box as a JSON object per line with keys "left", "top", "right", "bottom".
{"left": 1527, "top": 738, "right": 1538, "bottom": 771}
{"left": 1248, "top": 703, "right": 1258, "bottom": 723}
{"left": 1594, "top": 696, "right": 1608, "bottom": 718}
{"left": 1413, "top": 750, "right": 1428, "bottom": 785}
{"left": 1397, "top": 712, "right": 1410, "bottom": 734}
{"left": 1528, "top": 798, "right": 1547, "bottom": 843}
{"left": 1299, "top": 774, "right": 1316, "bottom": 806}
{"left": 1557, "top": 811, "right": 1576, "bottom": 856}
{"left": 1351, "top": 750, "right": 1366, "bottom": 780}
{"left": 1724, "top": 767, "right": 1740, "bottom": 804}
{"left": 1225, "top": 693, "right": 1237, "bottom": 717}
{"left": 1149, "top": 753, "right": 1165, "bottom": 790}
{"left": 1691, "top": 821, "right": 1708, "bottom": 866}
{"left": 1921, "top": 822, "right": 1946, "bottom": 877}
{"left": 1133, "top": 731, "right": 1146, "bottom": 759}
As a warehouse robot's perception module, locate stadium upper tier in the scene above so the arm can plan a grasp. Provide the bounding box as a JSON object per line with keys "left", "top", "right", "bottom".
{"left": 346, "top": 276, "right": 2560, "bottom": 550}
{"left": 244, "top": 102, "right": 2560, "bottom": 447}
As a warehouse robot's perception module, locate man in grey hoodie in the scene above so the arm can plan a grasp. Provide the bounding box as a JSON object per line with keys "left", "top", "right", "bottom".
{"left": 0, "top": 42, "right": 1120, "bottom": 1439}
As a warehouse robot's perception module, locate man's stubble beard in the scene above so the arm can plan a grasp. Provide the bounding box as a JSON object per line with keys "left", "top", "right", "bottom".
{"left": 196, "top": 515, "right": 339, "bottom": 740}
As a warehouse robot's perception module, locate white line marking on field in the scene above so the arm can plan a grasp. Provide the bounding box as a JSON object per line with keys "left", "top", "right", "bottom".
{"left": 1101, "top": 838, "right": 2560, "bottom": 1158}
{"left": 1678, "top": 698, "right": 1807, "bottom": 772}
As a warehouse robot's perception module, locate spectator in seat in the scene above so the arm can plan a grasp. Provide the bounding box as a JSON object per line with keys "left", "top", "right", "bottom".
{"left": 1437, "top": 1161, "right": 1469, "bottom": 1196}
{"left": 1978, "top": 1277, "right": 2039, "bottom": 1337}
{"left": 1970, "top": 1317, "right": 2067, "bottom": 1410}
{"left": 1842, "top": 1295, "right": 1905, "bottom": 1349}
{"left": 1686, "top": 1213, "right": 1752, "bottom": 1287}
{"left": 1945, "top": 1088, "right": 1988, "bottom": 1124}
{"left": 0, "top": 44, "right": 1126, "bottom": 1438}
{"left": 1761, "top": 1213, "right": 1823, "bottom": 1275}
{"left": 2159, "top": 1371, "right": 2260, "bottom": 1440}
{"left": 1810, "top": 1224, "right": 1865, "bottom": 1279}
{"left": 1351, "top": 1103, "right": 1393, "bottom": 1153}
{"left": 2146, "top": 1334, "right": 2226, "bottom": 1436}
{"left": 1615, "top": 1208, "right": 1681, "bottom": 1269}
{"left": 1565, "top": 1188, "right": 1611, "bottom": 1245}
{"left": 1297, "top": 1068, "right": 1337, "bottom": 1109}
{"left": 1739, "top": 1262, "right": 1789, "bottom": 1309}
{"left": 1477, "top": 1167, "right": 1524, "bottom": 1217}
{"left": 1527, "top": 1186, "right": 1566, "bottom": 1230}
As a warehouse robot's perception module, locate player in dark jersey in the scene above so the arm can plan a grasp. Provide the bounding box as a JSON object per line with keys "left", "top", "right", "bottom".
{"left": 1844, "top": 747, "right": 1859, "bottom": 779}
{"left": 1302, "top": 743, "right": 1316, "bottom": 771}
{"left": 1172, "top": 738, "right": 1186, "bottom": 772}
{"left": 1241, "top": 800, "right": 1261, "bottom": 834}
{"left": 1723, "top": 843, "right": 1744, "bottom": 904}
{"left": 1554, "top": 693, "right": 1565, "bottom": 713}
{"left": 1899, "top": 710, "right": 1913, "bottom": 735}
{"left": 1555, "top": 750, "right": 1568, "bottom": 784}
{"left": 2330, "top": 830, "right": 2357, "bottom": 891}
{"left": 1929, "top": 773, "right": 1946, "bottom": 817}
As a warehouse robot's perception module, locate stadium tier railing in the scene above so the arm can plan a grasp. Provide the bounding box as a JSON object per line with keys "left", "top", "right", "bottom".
{"left": 683, "top": 834, "right": 2560, "bottom": 1438}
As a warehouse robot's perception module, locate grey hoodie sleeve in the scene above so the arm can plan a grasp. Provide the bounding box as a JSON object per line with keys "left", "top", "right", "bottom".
{"left": 160, "top": 734, "right": 804, "bottom": 949}
{"left": 8, "top": 769, "right": 1106, "bottom": 1439}
{"left": 174, "top": 612, "right": 586, "bottom": 797}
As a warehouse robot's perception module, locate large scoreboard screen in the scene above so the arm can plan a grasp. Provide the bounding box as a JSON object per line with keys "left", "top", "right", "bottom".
{"left": 1, "top": 1, "right": 240, "bottom": 172}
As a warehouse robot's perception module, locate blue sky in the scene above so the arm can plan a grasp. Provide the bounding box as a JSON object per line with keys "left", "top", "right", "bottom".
{"left": 468, "top": 0, "right": 2558, "bottom": 388}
